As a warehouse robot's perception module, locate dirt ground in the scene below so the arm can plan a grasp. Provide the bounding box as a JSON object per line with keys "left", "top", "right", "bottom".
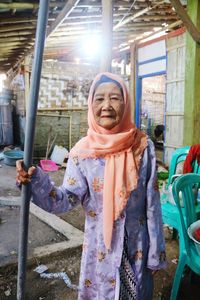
{"left": 1, "top": 227, "right": 200, "bottom": 300}
{"left": 1, "top": 158, "right": 200, "bottom": 299}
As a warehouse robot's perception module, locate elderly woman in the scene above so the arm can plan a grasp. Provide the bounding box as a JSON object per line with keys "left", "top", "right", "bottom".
{"left": 16, "top": 72, "right": 166, "bottom": 300}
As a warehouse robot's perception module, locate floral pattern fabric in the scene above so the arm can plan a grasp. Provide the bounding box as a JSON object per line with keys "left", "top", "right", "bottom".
{"left": 30, "top": 139, "right": 166, "bottom": 300}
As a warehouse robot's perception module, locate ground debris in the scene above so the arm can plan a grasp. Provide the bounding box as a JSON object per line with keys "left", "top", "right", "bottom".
{"left": 4, "top": 288, "right": 11, "bottom": 296}
{"left": 34, "top": 264, "right": 78, "bottom": 290}
{"left": 171, "top": 258, "right": 178, "bottom": 265}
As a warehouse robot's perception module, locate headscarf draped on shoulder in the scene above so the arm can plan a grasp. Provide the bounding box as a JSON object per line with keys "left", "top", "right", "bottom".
{"left": 70, "top": 72, "right": 147, "bottom": 249}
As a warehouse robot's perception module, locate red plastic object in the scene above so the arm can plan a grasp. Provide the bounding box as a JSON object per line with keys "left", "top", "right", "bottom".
{"left": 194, "top": 227, "right": 200, "bottom": 242}
{"left": 40, "top": 159, "right": 59, "bottom": 172}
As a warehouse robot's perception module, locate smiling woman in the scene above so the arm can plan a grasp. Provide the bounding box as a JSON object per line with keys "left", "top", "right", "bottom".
{"left": 92, "top": 79, "right": 125, "bottom": 130}
{"left": 16, "top": 72, "right": 166, "bottom": 300}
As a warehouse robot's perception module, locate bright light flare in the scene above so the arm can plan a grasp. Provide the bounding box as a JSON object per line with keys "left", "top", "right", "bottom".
{"left": 82, "top": 34, "right": 102, "bottom": 58}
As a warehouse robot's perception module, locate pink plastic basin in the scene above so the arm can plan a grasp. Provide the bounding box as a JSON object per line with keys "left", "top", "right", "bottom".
{"left": 40, "top": 160, "right": 59, "bottom": 172}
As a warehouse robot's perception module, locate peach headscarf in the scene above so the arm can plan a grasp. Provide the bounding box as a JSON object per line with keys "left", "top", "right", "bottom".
{"left": 70, "top": 72, "right": 147, "bottom": 249}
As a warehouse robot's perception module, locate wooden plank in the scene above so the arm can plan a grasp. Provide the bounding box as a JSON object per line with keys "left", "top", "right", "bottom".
{"left": 114, "top": 1, "right": 165, "bottom": 30}
{"left": 46, "top": 0, "right": 81, "bottom": 38}
{"left": 0, "top": 3, "right": 38, "bottom": 9}
{"left": 0, "top": 31, "right": 35, "bottom": 38}
{"left": 170, "top": 0, "right": 200, "bottom": 43}
{"left": 0, "top": 37, "right": 28, "bottom": 43}
{"left": 165, "top": 112, "right": 184, "bottom": 116}
{"left": 138, "top": 20, "right": 183, "bottom": 45}
{"left": 0, "top": 2, "right": 64, "bottom": 10}
{"left": 0, "top": 25, "right": 35, "bottom": 33}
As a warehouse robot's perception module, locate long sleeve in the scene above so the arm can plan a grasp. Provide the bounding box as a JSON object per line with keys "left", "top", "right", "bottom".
{"left": 146, "top": 141, "right": 167, "bottom": 270}
{"left": 30, "top": 157, "right": 88, "bottom": 214}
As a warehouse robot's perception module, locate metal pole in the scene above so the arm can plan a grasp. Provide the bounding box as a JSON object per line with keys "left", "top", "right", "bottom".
{"left": 17, "top": 1, "right": 50, "bottom": 299}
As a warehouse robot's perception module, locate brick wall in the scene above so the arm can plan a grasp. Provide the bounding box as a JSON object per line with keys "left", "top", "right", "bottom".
{"left": 38, "top": 61, "right": 98, "bottom": 109}
{"left": 34, "top": 110, "right": 88, "bottom": 157}
{"left": 34, "top": 60, "right": 98, "bottom": 156}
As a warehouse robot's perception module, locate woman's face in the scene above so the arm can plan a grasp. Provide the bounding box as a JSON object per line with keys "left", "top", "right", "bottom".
{"left": 92, "top": 82, "right": 125, "bottom": 130}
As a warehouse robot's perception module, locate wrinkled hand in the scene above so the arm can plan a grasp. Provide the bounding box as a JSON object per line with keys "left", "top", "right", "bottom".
{"left": 16, "top": 160, "right": 36, "bottom": 185}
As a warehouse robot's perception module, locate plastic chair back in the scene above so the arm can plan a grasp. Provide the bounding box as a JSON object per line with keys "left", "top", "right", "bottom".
{"left": 172, "top": 173, "right": 200, "bottom": 254}
{"left": 170, "top": 173, "right": 200, "bottom": 300}
{"left": 167, "top": 146, "right": 190, "bottom": 186}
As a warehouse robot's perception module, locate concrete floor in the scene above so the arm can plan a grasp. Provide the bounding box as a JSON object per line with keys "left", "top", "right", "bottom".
{"left": 0, "top": 159, "right": 84, "bottom": 267}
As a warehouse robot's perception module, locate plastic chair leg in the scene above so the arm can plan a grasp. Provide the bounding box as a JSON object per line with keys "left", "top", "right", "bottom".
{"left": 170, "top": 256, "right": 186, "bottom": 300}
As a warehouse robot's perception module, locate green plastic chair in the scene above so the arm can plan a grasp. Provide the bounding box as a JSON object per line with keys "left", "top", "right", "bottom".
{"left": 161, "top": 146, "right": 200, "bottom": 238}
{"left": 170, "top": 173, "right": 200, "bottom": 300}
{"left": 161, "top": 147, "right": 190, "bottom": 236}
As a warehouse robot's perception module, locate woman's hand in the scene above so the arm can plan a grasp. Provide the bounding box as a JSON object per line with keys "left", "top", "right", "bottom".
{"left": 16, "top": 160, "right": 36, "bottom": 185}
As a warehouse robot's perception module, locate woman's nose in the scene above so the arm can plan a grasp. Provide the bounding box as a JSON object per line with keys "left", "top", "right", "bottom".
{"left": 102, "top": 97, "right": 112, "bottom": 110}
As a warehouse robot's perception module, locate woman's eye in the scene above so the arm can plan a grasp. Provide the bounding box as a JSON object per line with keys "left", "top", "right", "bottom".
{"left": 95, "top": 98, "right": 104, "bottom": 102}
{"left": 110, "top": 97, "right": 120, "bottom": 101}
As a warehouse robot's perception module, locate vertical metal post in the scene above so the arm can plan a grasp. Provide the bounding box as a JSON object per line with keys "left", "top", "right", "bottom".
{"left": 17, "top": 1, "right": 50, "bottom": 299}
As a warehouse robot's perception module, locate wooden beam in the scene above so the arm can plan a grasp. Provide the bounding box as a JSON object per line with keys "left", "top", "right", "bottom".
{"left": 170, "top": 0, "right": 200, "bottom": 43}
{"left": 0, "top": 2, "right": 65, "bottom": 10}
{"left": 76, "top": 0, "right": 142, "bottom": 8}
{"left": 0, "top": 36, "right": 29, "bottom": 43}
{"left": 0, "top": 31, "right": 35, "bottom": 38}
{"left": 0, "top": 3, "right": 38, "bottom": 9}
{"left": 100, "top": 0, "right": 113, "bottom": 72}
{"left": 0, "top": 17, "right": 37, "bottom": 24}
{"left": 0, "top": 25, "right": 35, "bottom": 33}
{"left": 183, "top": 0, "right": 200, "bottom": 144}
{"left": 0, "top": 13, "right": 55, "bottom": 24}
{"left": 137, "top": 20, "right": 183, "bottom": 44}
{"left": 46, "top": 0, "right": 81, "bottom": 38}
{"left": 7, "top": 1, "right": 81, "bottom": 75}
{"left": 114, "top": 1, "right": 165, "bottom": 30}
{"left": 0, "top": 41, "right": 28, "bottom": 48}
{"left": 135, "top": 15, "right": 178, "bottom": 21}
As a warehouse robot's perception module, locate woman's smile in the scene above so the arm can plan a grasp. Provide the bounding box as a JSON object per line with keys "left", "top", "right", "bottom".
{"left": 92, "top": 82, "right": 124, "bottom": 130}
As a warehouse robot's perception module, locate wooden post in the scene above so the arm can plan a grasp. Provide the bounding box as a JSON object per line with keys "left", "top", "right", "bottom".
{"left": 100, "top": 0, "right": 113, "bottom": 72}
{"left": 183, "top": 0, "right": 200, "bottom": 145}
{"left": 130, "top": 43, "right": 137, "bottom": 122}
{"left": 170, "top": 0, "right": 200, "bottom": 44}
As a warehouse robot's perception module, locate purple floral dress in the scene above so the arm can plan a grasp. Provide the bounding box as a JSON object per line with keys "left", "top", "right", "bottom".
{"left": 30, "top": 140, "right": 166, "bottom": 300}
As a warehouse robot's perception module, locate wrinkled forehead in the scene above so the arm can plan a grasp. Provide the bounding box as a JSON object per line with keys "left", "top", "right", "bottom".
{"left": 94, "top": 82, "right": 123, "bottom": 97}
{"left": 93, "top": 75, "right": 124, "bottom": 98}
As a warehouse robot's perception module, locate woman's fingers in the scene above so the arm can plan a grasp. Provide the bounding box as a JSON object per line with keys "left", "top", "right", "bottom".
{"left": 18, "top": 175, "right": 31, "bottom": 184}
{"left": 16, "top": 160, "right": 35, "bottom": 184}
{"left": 16, "top": 159, "right": 24, "bottom": 171}
{"left": 28, "top": 166, "right": 36, "bottom": 176}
